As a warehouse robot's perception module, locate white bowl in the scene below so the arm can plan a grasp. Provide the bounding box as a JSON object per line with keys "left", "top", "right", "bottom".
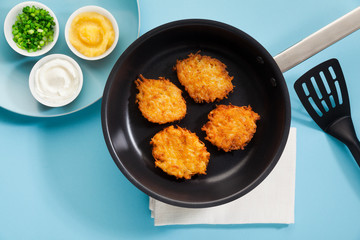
{"left": 65, "top": 5, "right": 119, "bottom": 61}
{"left": 29, "top": 54, "right": 83, "bottom": 107}
{"left": 4, "top": 1, "right": 59, "bottom": 57}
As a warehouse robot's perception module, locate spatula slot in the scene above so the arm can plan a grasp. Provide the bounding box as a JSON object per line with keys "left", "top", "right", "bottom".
{"left": 328, "top": 66, "right": 337, "bottom": 80}
{"left": 321, "top": 99, "right": 329, "bottom": 112}
{"left": 309, "top": 96, "right": 323, "bottom": 117}
{"left": 311, "top": 76, "right": 323, "bottom": 99}
{"left": 320, "top": 71, "right": 331, "bottom": 94}
{"left": 302, "top": 82, "right": 310, "bottom": 96}
{"left": 334, "top": 80, "right": 343, "bottom": 105}
{"left": 329, "top": 95, "right": 336, "bottom": 108}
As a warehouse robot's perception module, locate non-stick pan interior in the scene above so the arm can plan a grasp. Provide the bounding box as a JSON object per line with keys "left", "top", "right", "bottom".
{"left": 102, "top": 19, "right": 291, "bottom": 208}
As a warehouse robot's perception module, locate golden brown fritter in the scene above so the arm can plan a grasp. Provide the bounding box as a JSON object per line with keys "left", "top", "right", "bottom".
{"left": 150, "top": 125, "right": 210, "bottom": 179}
{"left": 135, "top": 74, "right": 187, "bottom": 124}
{"left": 175, "top": 52, "right": 234, "bottom": 103}
{"left": 202, "top": 104, "right": 260, "bottom": 152}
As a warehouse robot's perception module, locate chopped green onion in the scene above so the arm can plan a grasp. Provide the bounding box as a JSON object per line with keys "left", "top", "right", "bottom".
{"left": 11, "top": 5, "right": 56, "bottom": 53}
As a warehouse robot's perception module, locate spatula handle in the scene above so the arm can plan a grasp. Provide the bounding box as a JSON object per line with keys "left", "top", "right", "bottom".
{"left": 274, "top": 7, "right": 360, "bottom": 73}
{"left": 346, "top": 142, "right": 360, "bottom": 167}
{"left": 326, "top": 116, "right": 360, "bottom": 168}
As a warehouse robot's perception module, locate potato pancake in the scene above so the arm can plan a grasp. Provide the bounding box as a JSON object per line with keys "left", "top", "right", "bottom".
{"left": 150, "top": 125, "right": 210, "bottom": 179}
{"left": 175, "top": 52, "right": 234, "bottom": 103}
{"left": 135, "top": 75, "right": 187, "bottom": 124}
{"left": 202, "top": 104, "right": 260, "bottom": 152}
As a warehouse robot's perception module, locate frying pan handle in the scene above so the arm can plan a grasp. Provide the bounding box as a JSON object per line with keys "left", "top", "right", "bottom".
{"left": 274, "top": 7, "right": 360, "bottom": 73}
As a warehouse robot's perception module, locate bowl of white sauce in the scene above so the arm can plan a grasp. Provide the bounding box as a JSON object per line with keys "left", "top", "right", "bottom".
{"left": 29, "top": 54, "right": 83, "bottom": 107}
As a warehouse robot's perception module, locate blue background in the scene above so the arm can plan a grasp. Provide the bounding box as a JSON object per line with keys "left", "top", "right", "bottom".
{"left": 1, "top": 0, "right": 360, "bottom": 239}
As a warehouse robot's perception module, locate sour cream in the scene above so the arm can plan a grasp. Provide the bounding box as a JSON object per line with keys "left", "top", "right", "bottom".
{"left": 29, "top": 54, "right": 83, "bottom": 107}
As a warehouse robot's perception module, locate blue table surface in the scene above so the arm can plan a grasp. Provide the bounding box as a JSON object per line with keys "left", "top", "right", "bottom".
{"left": 1, "top": 0, "right": 360, "bottom": 239}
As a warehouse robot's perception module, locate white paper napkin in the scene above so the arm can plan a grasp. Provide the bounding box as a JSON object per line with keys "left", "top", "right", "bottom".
{"left": 149, "top": 128, "right": 296, "bottom": 226}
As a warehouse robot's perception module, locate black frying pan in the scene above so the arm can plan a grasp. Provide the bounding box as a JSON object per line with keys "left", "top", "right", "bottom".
{"left": 101, "top": 15, "right": 356, "bottom": 207}
{"left": 101, "top": 19, "right": 289, "bottom": 208}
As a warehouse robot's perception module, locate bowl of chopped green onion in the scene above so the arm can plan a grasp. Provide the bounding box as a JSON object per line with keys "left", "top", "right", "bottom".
{"left": 4, "top": 1, "right": 59, "bottom": 57}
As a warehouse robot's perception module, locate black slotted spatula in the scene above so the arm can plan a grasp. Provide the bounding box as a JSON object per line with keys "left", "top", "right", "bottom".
{"left": 294, "top": 58, "right": 360, "bottom": 167}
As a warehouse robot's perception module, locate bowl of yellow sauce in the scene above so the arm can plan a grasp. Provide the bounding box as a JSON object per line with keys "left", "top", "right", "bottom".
{"left": 65, "top": 6, "right": 119, "bottom": 60}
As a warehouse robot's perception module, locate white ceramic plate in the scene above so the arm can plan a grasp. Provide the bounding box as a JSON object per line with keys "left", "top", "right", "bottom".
{"left": 0, "top": 0, "right": 140, "bottom": 117}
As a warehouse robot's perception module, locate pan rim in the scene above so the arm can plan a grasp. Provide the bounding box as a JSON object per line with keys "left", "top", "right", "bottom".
{"left": 101, "top": 18, "right": 291, "bottom": 208}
